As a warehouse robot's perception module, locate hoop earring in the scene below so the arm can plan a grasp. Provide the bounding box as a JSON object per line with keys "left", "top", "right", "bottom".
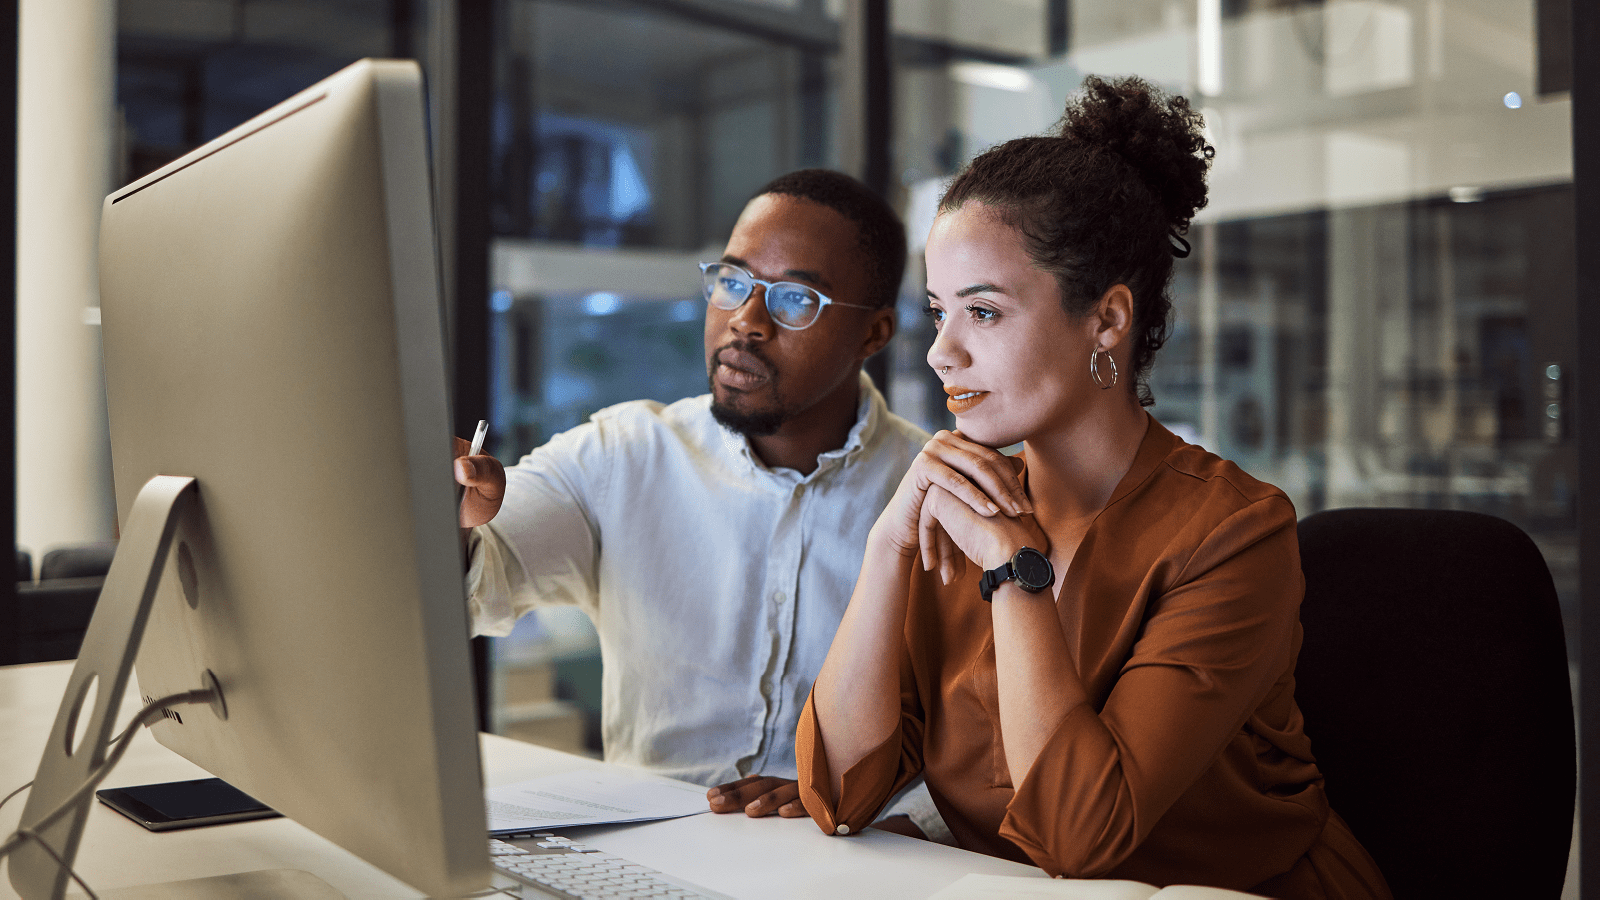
{"left": 1090, "top": 347, "right": 1118, "bottom": 390}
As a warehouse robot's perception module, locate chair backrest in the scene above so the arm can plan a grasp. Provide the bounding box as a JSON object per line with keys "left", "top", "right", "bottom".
{"left": 1295, "top": 508, "right": 1574, "bottom": 898}
{"left": 16, "top": 547, "right": 32, "bottom": 582}
{"left": 39, "top": 540, "right": 117, "bottom": 581}
{"left": 13, "top": 578, "right": 103, "bottom": 663}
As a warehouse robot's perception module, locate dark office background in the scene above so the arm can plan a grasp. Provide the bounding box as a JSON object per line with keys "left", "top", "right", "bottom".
{"left": 4, "top": 0, "right": 1596, "bottom": 891}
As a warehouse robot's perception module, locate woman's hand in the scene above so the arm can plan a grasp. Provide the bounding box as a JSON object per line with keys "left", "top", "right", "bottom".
{"left": 453, "top": 436, "right": 505, "bottom": 528}
{"left": 873, "top": 431, "right": 1033, "bottom": 583}
{"left": 920, "top": 483, "right": 1049, "bottom": 579}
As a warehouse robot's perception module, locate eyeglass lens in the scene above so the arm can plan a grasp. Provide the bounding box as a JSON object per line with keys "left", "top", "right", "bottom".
{"left": 703, "top": 264, "right": 823, "bottom": 329}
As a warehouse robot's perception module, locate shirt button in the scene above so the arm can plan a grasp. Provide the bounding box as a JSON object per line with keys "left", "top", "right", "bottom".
{"left": 834, "top": 824, "right": 850, "bottom": 835}
{"left": 771, "top": 590, "right": 786, "bottom": 603}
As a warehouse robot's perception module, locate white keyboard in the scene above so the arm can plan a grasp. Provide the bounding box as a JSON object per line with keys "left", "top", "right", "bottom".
{"left": 489, "top": 834, "right": 731, "bottom": 899}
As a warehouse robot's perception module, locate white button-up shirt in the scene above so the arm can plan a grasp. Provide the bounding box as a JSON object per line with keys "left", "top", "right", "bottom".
{"left": 467, "top": 372, "right": 929, "bottom": 788}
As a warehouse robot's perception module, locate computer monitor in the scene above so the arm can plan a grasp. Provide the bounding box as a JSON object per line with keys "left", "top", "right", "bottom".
{"left": 9, "top": 59, "right": 490, "bottom": 898}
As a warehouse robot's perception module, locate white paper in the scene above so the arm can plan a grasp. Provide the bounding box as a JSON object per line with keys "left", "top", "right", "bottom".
{"left": 486, "top": 768, "right": 710, "bottom": 834}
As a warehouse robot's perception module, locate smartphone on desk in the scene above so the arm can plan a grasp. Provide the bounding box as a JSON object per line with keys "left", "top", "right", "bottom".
{"left": 96, "top": 777, "right": 281, "bottom": 831}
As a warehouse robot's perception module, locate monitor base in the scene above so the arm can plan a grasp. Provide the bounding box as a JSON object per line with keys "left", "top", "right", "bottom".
{"left": 90, "top": 868, "right": 347, "bottom": 899}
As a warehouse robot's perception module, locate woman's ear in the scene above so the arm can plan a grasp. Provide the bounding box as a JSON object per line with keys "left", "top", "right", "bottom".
{"left": 1092, "top": 284, "right": 1134, "bottom": 350}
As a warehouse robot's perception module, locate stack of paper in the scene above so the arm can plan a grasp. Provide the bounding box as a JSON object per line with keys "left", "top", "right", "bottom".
{"left": 486, "top": 768, "right": 710, "bottom": 835}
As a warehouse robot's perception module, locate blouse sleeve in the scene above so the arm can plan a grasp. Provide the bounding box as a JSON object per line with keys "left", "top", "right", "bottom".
{"left": 1000, "top": 494, "right": 1303, "bottom": 876}
{"left": 796, "top": 615, "right": 927, "bottom": 836}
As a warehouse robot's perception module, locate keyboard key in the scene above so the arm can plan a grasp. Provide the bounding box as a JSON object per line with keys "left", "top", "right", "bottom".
{"left": 490, "top": 837, "right": 726, "bottom": 899}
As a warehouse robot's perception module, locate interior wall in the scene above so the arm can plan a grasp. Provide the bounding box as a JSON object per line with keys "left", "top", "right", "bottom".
{"left": 14, "top": 0, "right": 115, "bottom": 558}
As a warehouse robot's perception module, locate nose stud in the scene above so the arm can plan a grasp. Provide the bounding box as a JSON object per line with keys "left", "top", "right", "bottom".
{"left": 940, "top": 366, "right": 950, "bottom": 376}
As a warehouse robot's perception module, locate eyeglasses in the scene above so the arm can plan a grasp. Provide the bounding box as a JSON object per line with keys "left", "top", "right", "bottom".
{"left": 699, "top": 262, "right": 877, "bottom": 331}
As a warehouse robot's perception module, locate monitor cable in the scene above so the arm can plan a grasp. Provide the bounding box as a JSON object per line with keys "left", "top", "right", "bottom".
{"left": 0, "top": 687, "right": 217, "bottom": 899}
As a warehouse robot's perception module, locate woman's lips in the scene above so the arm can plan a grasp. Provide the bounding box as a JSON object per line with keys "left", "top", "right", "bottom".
{"left": 715, "top": 348, "right": 773, "bottom": 390}
{"left": 944, "top": 385, "right": 988, "bottom": 414}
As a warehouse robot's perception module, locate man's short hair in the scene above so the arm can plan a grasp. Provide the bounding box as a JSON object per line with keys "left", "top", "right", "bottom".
{"left": 754, "top": 169, "right": 907, "bottom": 310}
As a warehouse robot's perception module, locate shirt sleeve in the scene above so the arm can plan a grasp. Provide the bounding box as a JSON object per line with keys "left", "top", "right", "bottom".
{"left": 999, "top": 495, "right": 1303, "bottom": 876}
{"left": 463, "top": 421, "right": 608, "bottom": 636}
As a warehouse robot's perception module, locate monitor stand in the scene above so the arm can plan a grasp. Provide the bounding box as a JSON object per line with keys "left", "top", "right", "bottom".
{"left": 95, "top": 869, "right": 347, "bottom": 899}
{"left": 7, "top": 476, "right": 346, "bottom": 900}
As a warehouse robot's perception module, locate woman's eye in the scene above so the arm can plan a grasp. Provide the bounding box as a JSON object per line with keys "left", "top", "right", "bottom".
{"left": 923, "top": 305, "right": 945, "bottom": 326}
{"left": 966, "top": 304, "right": 998, "bottom": 322}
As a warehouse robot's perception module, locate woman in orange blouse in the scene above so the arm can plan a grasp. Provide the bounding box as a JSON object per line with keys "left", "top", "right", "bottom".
{"left": 797, "top": 76, "right": 1392, "bottom": 898}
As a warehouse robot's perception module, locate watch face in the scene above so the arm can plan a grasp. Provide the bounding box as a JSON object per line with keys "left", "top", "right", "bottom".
{"left": 1012, "top": 548, "right": 1053, "bottom": 591}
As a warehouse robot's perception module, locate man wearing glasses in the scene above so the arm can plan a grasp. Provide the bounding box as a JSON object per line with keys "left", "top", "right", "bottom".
{"left": 454, "top": 169, "right": 943, "bottom": 838}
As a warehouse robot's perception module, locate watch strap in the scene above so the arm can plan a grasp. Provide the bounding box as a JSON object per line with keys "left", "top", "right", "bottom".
{"left": 978, "top": 562, "right": 1014, "bottom": 603}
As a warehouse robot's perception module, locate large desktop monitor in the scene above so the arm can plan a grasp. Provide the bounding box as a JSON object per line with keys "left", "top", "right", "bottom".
{"left": 8, "top": 59, "right": 490, "bottom": 898}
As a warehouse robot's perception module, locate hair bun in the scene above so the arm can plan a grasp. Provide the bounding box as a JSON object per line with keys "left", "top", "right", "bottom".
{"left": 1057, "top": 75, "right": 1213, "bottom": 237}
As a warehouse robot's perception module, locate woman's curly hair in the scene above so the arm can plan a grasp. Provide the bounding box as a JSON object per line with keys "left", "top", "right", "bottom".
{"left": 939, "top": 75, "right": 1213, "bottom": 407}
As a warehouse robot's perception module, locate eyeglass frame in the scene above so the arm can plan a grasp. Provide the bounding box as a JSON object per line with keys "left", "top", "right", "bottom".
{"left": 698, "top": 261, "right": 879, "bottom": 331}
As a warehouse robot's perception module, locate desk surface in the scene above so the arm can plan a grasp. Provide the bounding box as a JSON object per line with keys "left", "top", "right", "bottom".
{"left": 0, "top": 661, "right": 1042, "bottom": 899}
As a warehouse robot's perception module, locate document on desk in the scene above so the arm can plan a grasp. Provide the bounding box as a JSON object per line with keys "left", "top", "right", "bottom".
{"left": 486, "top": 768, "right": 710, "bottom": 834}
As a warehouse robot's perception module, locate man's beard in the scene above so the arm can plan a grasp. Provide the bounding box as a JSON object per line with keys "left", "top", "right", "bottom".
{"left": 709, "top": 387, "right": 787, "bottom": 437}
{"left": 708, "top": 343, "right": 787, "bottom": 437}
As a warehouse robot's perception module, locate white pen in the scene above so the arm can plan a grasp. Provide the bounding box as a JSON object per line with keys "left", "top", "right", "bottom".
{"left": 457, "top": 420, "right": 490, "bottom": 511}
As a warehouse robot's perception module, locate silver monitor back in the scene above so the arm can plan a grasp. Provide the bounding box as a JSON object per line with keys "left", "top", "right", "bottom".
{"left": 96, "top": 59, "right": 488, "bottom": 898}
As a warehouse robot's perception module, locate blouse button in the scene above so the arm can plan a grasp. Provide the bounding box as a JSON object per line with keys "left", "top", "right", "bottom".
{"left": 834, "top": 824, "right": 850, "bottom": 835}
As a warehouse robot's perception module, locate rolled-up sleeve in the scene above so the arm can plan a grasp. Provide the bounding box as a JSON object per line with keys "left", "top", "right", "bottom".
{"left": 796, "top": 619, "right": 929, "bottom": 836}
{"left": 795, "top": 693, "right": 919, "bottom": 835}
{"left": 464, "top": 423, "right": 607, "bottom": 636}
{"left": 1000, "top": 496, "right": 1303, "bottom": 876}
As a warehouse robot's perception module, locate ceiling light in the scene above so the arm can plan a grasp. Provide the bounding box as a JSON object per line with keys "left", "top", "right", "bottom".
{"left": 951, "top": 62, "right": 1033, "bottom": 92}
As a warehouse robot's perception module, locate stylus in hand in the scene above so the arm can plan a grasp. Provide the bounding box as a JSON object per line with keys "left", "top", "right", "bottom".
{"left": 457, "top": 416, "right": 486, "bottom": 515}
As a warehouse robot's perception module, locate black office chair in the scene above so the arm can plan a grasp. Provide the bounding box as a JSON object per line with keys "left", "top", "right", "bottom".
{"left": 16, "top": 547, "right": 32, "bottom": 582}
{"left": 38, "top": 540, "right": 118, "bottom": 581}
{"left": 1294, "top": 508, "right": 1574, "bottom": 899}
{"left": 8, "top": 541, "right": 118, "bottom": 665}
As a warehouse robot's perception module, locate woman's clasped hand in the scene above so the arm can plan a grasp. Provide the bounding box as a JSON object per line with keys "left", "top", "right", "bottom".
{"left": 874, "top": 430, "right": 1041, "bottom": 585}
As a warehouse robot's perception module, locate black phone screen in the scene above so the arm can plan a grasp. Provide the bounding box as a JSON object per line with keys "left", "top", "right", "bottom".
{"left": 96, "top": 777, "right": 281, "bottom": 831}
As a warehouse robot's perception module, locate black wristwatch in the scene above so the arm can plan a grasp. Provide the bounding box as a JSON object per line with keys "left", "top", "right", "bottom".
{"left": 978, "top": 547, "right": 1055, "bottom": 603}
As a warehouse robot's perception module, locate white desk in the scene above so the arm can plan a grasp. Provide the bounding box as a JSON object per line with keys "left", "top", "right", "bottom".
{"left": 0, "top": 661, "right": 1044, "bottom": 899}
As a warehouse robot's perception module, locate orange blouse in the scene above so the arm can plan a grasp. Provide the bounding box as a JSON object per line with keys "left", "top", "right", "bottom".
{"left": 797, "top": 417, "right": 1391, "bottom": 898}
